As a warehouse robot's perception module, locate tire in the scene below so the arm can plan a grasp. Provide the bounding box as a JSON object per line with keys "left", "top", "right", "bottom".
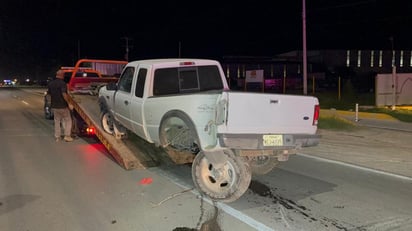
{"left": 191, "top": 149, "right": 252, "bottom": 203}
{"left": 248, "top": 155, "right": 279, "bottom": 175}
{"left": 159, "top": 111, "right": 199, "bottom": 154}
{"left": 100, "top": 110, "right": 114, "bottom": 135}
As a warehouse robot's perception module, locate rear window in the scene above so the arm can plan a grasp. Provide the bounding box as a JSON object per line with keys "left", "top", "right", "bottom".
{"left": 153, "top": 65, "right": 223, "bottom": 96}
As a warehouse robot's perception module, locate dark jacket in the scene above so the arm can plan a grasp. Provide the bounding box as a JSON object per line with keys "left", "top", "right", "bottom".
{"left": 47, "top": 78, "right": 68, "bottom": 109}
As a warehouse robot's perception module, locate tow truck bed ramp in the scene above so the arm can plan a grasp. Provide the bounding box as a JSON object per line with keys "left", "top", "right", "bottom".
{"left": 68, "top": 94, "right": 159, "bottom": 170}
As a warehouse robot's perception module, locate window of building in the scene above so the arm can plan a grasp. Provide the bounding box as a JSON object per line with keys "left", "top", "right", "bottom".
{"left": 400, "top": 50, "right": 404, "bottom": 67}
{"left": 379, "top": 50, "right": 383, "bottom": 67}
{"left": 346, "top": 50, "right": 350, "bottom": 67}
{"left": 370, "top": 50, "right": 374, "bottom": 67}
{"left": 270, "top": 64, "right": 274, "bottom": 77}
{"left": 357, "top": 50, "right": 361, "bottom": 67}
{"left": 392, "top": 50, "right": 396, "bottom": 67}
{"left": 410, "top": 51, "right": 412, "bottom": 67}
{"left": 242, "top": 65, "right": 246, "bottom": 77}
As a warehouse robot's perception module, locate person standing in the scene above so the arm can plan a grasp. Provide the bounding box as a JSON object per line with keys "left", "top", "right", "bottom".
{"left": 47, "top": 74, "right": 74, "bottom": 142}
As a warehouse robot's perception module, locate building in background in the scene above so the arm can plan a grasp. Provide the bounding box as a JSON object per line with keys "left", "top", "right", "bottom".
{"left": 221, "top": 49, "right": 412, "bottom": 94}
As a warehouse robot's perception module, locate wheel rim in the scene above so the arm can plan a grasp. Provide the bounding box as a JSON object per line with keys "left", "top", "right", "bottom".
{"left": 197, "top": 156, "right": 237, "bottom": 193}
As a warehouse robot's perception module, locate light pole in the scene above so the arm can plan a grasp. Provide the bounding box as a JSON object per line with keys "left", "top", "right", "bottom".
{"left": 390, "top": 36, "right": 396, "bottom": 110}
{"left": 302, "top": 0, "right": 308, "bottom": 95}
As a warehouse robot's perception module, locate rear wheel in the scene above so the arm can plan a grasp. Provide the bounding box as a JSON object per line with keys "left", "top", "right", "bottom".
{"left": 191, "top": 149, "right": 251, "bottom": 203}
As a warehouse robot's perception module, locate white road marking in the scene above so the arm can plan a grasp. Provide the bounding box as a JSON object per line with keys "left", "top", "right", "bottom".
{"left": 298, "top": 153, "right": 412, "bottom": 181}
{"left": 151, "top": 167, "right": 276, "bottom": 231}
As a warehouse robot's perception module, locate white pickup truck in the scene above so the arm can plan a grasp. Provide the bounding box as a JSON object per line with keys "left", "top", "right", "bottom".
{"left": 98, "top": 58, "right": 320, "bottom": 202}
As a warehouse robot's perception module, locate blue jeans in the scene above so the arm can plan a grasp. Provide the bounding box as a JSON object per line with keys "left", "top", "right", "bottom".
{"left": 52, "top": 108, "right": 72, "bottom": 138}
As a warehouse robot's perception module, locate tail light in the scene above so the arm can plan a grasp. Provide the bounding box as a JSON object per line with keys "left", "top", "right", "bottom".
{"left": 86, "top": 127, "right": 96, "bottom": 135}
{"left": 313, "top": 105, "right": 320, "bottom": 125}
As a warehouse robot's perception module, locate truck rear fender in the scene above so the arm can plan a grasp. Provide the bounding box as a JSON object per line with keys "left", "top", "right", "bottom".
{"left": 158, "top": 110, "right": 219, "bottom": 151}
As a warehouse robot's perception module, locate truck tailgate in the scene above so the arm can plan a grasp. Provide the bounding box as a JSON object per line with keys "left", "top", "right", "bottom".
{"left": 224, "top": 92, "right": 318, "bottom": 135}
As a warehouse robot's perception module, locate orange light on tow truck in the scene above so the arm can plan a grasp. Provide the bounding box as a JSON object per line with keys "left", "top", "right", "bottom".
{"left": 86, "top": 127, "right": 96, "bottom": 135}
{"left": 313, "top": 105, "right": 320, "bottom": 125}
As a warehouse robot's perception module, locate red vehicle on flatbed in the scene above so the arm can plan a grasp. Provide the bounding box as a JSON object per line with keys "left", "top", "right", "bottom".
{"left": 62, "top": 59, "right": 128, "bottom": 94}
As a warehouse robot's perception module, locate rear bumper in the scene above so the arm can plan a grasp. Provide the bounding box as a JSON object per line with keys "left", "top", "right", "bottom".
{"left": 218, "top": 133, "right": 320, "bottom": 150}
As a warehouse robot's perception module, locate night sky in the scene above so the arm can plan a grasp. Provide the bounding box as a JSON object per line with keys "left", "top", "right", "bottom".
{"left": 1, "top": 0, "right": 412, "bottom": 80}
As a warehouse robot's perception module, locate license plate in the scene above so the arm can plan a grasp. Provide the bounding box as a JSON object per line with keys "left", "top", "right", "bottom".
{"left": 263, "top": 135, "right": 283, "bottom": 146}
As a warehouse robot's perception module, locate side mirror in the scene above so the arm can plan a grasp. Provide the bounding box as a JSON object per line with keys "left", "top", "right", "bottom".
{"left": 106, "top": 82, "right": 118, "bottom": 91}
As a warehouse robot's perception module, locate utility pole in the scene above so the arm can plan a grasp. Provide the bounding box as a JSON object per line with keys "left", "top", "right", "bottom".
{"left": 302, "top": 0, "right": 308, "bottom": 95}
{"left": 121, "top": 37, "right": 133, "bottom": 61}
{"left": 178, "top": 41, "right": 181, "bottom": 58}
{"left": 77, "top": 40, "right": 81, "bottom": 60}
{"left": 389, "top": 36, "right": 396, "bottom": 110}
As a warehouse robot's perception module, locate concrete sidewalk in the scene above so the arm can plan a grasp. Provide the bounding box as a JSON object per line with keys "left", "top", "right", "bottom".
{"left": 299, "top": 109, "right": 412, "bottom": 179}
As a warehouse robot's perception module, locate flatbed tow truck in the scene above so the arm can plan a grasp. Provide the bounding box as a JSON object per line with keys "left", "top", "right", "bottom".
{"left": 63, "top": 59, "right": 192, "bottom": 170}
{"left": 67, "top": 93, "right": 157, "bottom": 169}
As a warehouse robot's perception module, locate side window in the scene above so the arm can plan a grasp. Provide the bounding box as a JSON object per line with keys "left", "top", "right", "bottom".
{"left": 118, "top": 67, "right": 135, "bottom": 93}
{"left": 153, "top": 68, "right": 179, "bottom": 95}
{"left": 135, "top": 68, "right": 147, "bottom": 98}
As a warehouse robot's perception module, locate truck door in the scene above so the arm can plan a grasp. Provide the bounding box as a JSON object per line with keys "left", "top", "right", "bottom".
{"left": 113, "top": 66, "right": 135, "bottom": 130}
{"left": 129, "top": 67, "right": 148, "bottom": 140}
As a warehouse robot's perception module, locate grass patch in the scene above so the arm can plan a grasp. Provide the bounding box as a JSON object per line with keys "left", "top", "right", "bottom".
{"left": 314, "top": 91, "right": 412, "bottom": 123}
{"left": 314, "top": 92, "right": 375, "bottom": 110}
{"left": 361, "top": 107, "right": 412, "bottom": 122}
{"left": 318, "top": 115, "right": 358, "bottom": 131}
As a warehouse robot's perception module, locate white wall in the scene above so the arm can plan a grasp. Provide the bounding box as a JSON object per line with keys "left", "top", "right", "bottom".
{"left": 376, "top": 73, "right": 412, "bottom": 106}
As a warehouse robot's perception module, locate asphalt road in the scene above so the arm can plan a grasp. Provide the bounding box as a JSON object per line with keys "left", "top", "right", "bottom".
{"left": 1, "top": 87, "right": 412, "bottom": 231}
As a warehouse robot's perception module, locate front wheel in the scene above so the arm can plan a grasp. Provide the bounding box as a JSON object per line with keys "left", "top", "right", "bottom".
{"left": 191, "top": 149, "right": 251, "bottom": 203}
{"left": 100, "top": 111, "right": 114, "bottom": 135}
